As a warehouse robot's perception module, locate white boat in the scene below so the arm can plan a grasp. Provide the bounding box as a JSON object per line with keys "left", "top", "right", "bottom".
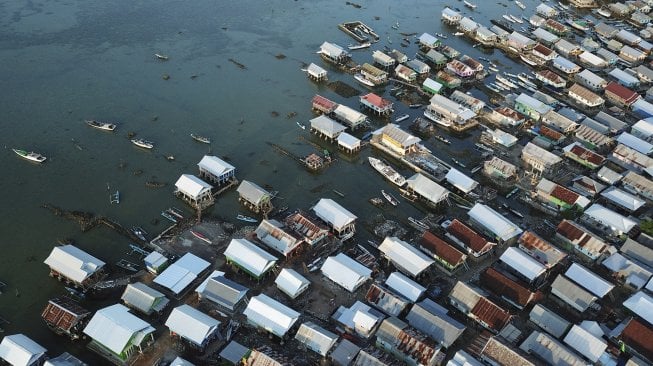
{"left": 597, "top": 7, "right": 612, "bottom": 18}
{"left": 190, "top": 133, "right": 211, "bottom": 144}
{"left": 451, "top": 158, "right": 466, "bottom": 168}
{"left": 368, "top": 157, "right": 407, "bottom": 187}
{"left": 408, "top": 217, "right": 429, "bottom": 231}
{"left": 296, "top": 122, "right": 306, "bottom": 130}
{"left": 454, "top": 32, "right": 464, "bottom": 36}
{"left": 161, "top": 211, "right": 177, "bottom": 223}
{"left": 520, "top": 53, "right": 541, "bottom": 66}
{"left": 132, "top": 226, "right": 148, "bottom": 241}
{"left": 12, "top": 149, "right": 46, "bottom": 163}
{"left": 558, "top": 1, "right": 569, "bottom": 10}
{"left": 131, "top": 138, "right": 154, "bottom": 149}
{"left": 464, "top": 0, "right": 477, "bottom": 9}
{"left": 434, "top": 135, "right": 450, "bottom": 144}
{"left": 509, "top": 14, "right": 523, "bottom": 24}
{"left": 489, "top": 66, "right": 499, "bottom": 73}
{"left": 490, "top": 82, "right": 507, "bottom": 91}
{"left": 110, "top": 190, "right": 120, "bottom": 204}
{"left": 435, "top": 33, "right": 448, "bottom": 39}
{"left": 496, "top": 75, "right": 518, "bottom": 89}
{"left": 154, "top": 53, "right": 169, "bottom": 60}
{"left": 503, "top": 14, "right": 516, "bottom": 23}
{"left": 348, "top": 42, "right": 371, "bottom": 50}
{"left": 423, "top": 109, "right": 452, "bottom": 127}
{"left": 354, "top": 73, "right": 375, "bottom": 87}
{"left": 395, "top": 114, "right": 410, "bottom": 123}
{"left": 486, "top": 84, "right": 501, "bottom": 93}
{"left": 236, "top": 214, "right": 258, "bottom": 223}
{"left": 381, "top": 190, "right": 399, "bottom": 206}
{"left": 470, "top": 165, "right": 482, "bottom": 174}
{"left": 515, "top": 0, "right": 526, "bottom": 9}
{"left": 86, "top": 120, "right": 117, "bottom": 131}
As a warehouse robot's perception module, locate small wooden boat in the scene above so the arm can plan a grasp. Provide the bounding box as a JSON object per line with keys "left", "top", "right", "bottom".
{"left": 161, "top": 211, "right": 177, "bottom": 223}
{"left": 333, "top": 189, "right": 346, "bottom": 197}
{"left": 515, "top": 0, "right": 526, "bottom": 9}
{"left": 132, "top": 226, "right": 148, "bottom": 241}
{"left": 86, "top": 120, "right": 117, "bottom": 131}
{"left": 191, "top": 230, "right": 212, "bottom": 244}
{"left": 190, "top": 133, "right": 211, "bottom": 144}
{"left": 381, "top": 190, "right": 399, "bottom": 206}
{"left": 12, "top": 149, "right": 46, "bottom": 163}
{"left": 505, "top": 187, "right": 519, "bottom": 199}
{"left": 167, "top": 207, "right": 184, "bottom": 219}
{"left": 110, "top": 190, "right": 120, "bottom": 204}
{"left": 116, "top": 259, "right": 139, "bottom": 272}
{"left": 464, "top": 0, "right": 477, "bottom": 9}
{"left": 434, "top": 135, "right": 450, "bottom": 144}
{"left": 395, "top": 114, "right": 410, "bottom": 123}
{"left": 296, "top": 122, "right": 306, "bottom": 130}
{"left": 354, "top": 73, "right": 375, "bottom": 87}
{"left": 236, "top": 214, "right": 257, "bottom": 223}
{"left": 131, "top": 138, "right": 154, "bottom": 149}
{"left": 470, "top": 165, "right": 482, "bottom": 174}
{"left": 154, "top": 53, "right": 169, "bottom": 60}
{"left": 451, "top": 158, "right": 466, "bottom": 168}
{"left": 409, "top": 104, "right": 422, "bottom": 109}
{"left": 408, "top": 217, "right": 429, "bottom": 231}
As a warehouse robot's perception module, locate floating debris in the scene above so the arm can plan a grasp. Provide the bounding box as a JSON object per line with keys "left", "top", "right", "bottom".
{"left": 286, "top": 111, "right": 298, "bottom": 119}
{"left": 270, "top": 111, "right": 279, "bottom": 117}
{"left": 162, "top": 74, "right": 170, "bottom": 80}
{"left": 327, "top": 80, "right": 360, "bottom": 98}
{"left": 345, "top": 1, "right": 362, "bottom": 8}
{"left": 275, "top": 53, "right": 286, "bottom": 59}
{"left": 145, "top": 181, "right": 166, "bottom": 188}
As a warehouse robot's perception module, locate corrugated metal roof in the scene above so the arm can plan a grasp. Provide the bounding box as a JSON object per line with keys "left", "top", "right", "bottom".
{"left": 365, "top": 283, "right": 409, "bottom": 316}
{"left": 480, "top": 268, "right": 539, "bottom": 308}
{"left": 337, "top": 132, "right": 361, "bottom": 149}
{"left": 620, "top": 319, "right": 653, "bottom": 362}
{"left": 449, "top": 281, "right": 482, "bottom": 312}
{"left": 335, "top": 301, "right": 383, "bottom": 338}
{"left": 378, "top": 237, "right": 434, "bottom": 277}
{"left": 307, "top": 63, "right": 326, "bottom": 77}
{"left": 153, "top": 253, "right": 210, "bottom": 294}
{"left": 563, "top": 325, "right": 607, "bottom": 363}
{"left": 0, "top": 334, "right": 47, "bottom": 366}
{"left": 520, "top": 331, "right": 585, "bottom": 365}
{"left": 174, "top": 174, "right": 212, "bottom": 198}
{"left": 331, "top": 339, "right": 360, "bottom": 366}
{"left": 522, "top": 142, "right": 561, "bottom": 166}
{"left": 243, "top": 294, "right": 299, "bottom": 337}
{"left": 481, "top": 337, "right": 536, "bottom": 366}
{"left": 44, "top": 352, "right": 87, "bottom": 366}
{"left": 254, "top": 220, "right": 301, "bottom": 256}
{"left": 447, "top": 350, "right": 483, "bottom": 366}
{"left": 236, "top": 180, "right": 270, "bottom": 205}
{"left": 380, "top": 123, "right": 421, "bottom": 147}
{"left": 550, "top": 275, "right": 596, "bottom": 312}
{"left": 197, "top": 155, "right": 235, "bottom": 178}
{"left": 406, "top": 173, "right": 449, "bottom": 204}
{"left": 309, "top": 115, "right": 346, "bottom": 138}
{"left": 583, "top": 203, "right": 638, "bottom": 234}
{"left": 528, "top": 304, "right": 571, "bottom": 338}
{"left": 602, "top": 253, "right": 652, "bottom": 290}
{"left": 518, "top": 231, "right": 567, "bottom": 267}
{"left": 406, "top": 300, "right": 465, "bottom": 348}
{"left": 565, "top": 263, "right": 614, "bottom": 299}
{"left": 420, "top": 231, "right": 466, "bottom": 267}
{"left": 200, "top": 275, "right": 248, "bottom": 310}
{"left": 224, "top": 239, "right": 277, "bottom": 278}
{"left": 295, "top": 322, "right": 338, "bottom": 356}
{"left": 312, "top": 198, "right": 357, "bottom": 231}
{"left": 321, "top": 253, "right": 371, "bottom": 292}
{"left": 469, "top": 204, "right": 523, "bottom": 242}
{"left": 165, "top": 305, "right": 219, "bottom": 346}
{"left": 601, "top": 187, "right": 646, "bottom": 211}
{"left": 275, "top": 268, "right": 310, "bottom": 298}
{"left": 320, "top": 42, "right": 346, "bottom": 58}
{"left": 445, "top": 168, "right": 478, "bottom": 194}
{"left": 385, "top": 272, "right": 425, "bottom": 302}
{"left": 219, "top": 341, "right": 248, "bottom": 365}
{"left": 121, "top": 282, "right": 167, "bottom": 314}
{"left": 622, "top": 238, "right": 653, "bottom": 267}
{"left": 624, "top": 291, "right": 653, "bottom": 325}
{"left": 334, "top": 104, "right": 367, "bottom": 125}
{"left": 43, "top": 245, "right": 105, "bottom": 284}
{"left": 618, "top": 132, "right": 653, "bottom": 155}
{"left": 83, "top": 304, "right": 154, "bottom": 355}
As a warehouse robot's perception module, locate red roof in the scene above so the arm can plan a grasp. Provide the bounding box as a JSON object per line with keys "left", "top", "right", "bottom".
{"left": 605, "top": 82, "right": 640, "bottom": 105}
{"left": 480, "top": 268, "right": 542, "bottom": 308}
{"left": 569, "top": 144, "right": 606, "bottom": 165}
{"left": 556, "top": 220, "right": 584, "bottom": 240}
{"left": 494, "top": 107, "right": 524, "bottom": 121}
{"left": 471, "top": 297, "right": 512, "bottom": 332}
{"left": 621, "top": 319, "right": 653, "bottom": 362}
{"left": 550, "top": 185, "right": 579, "bottom": 205}
{"left": 519, "top": 231, "right": 553, "bottom": 252}
{"left": 539, "top": 125, "right": 564, "bottom": 141}
{"left": 312, "top": 94, "right": 337, "bottom": 110}
{"left": 448, "top": 219, "right": 493, "bottom": 253}
{"left": 534, "top": 43, "right": 554, "bottom": 56}
{"left": 420, "top": 231, "right": 466, "bottom": 266}
{"left": 360, "top": 93, "right": 392, "bottom": 109}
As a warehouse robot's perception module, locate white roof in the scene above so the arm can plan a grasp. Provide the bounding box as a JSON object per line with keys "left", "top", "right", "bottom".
{"left": 447, "top": 350, "right": 483, "bottom": 366}
{"left": 254, "top": 219, "right": 300, "bottom": 256}
{"left": 602, "top": 253, "right": 652, "bottom": 290}
{"left": 378, "top": 237, "right": 434, "bottom": 277}
{"left": 584, "top": 204, "right": 638, "bottom": 234}
{"left": 310, "top": 115, "right": 346, "bottom": 137}
{"left": 563, "top": 325, "right": 607, "bottom": 363}
{"left": 170, "top": 357, "right": 195, "bottom": 366}
{"left": 647, "top": 277, "right": 653, "bottom": 292}
{"left": 632, "top": 119, "right": 653, "bottom": 138}
{"left": 333, "top": 104, "right": 366, "bottom": 124}
{"left": 385, "top": 272, "right": 426, "bottom": 302}
{"left": 83, "top": 304, "right": 155, "bottom": 355}
{"left": 194, "top": 270, "right": 225, "bottom": 294}
{"left": 312, "top": 198, "right": 357, "bottom": 231}
{"left": 423, "top": 78, "right": 443, "bottom": 92}
{"left": 522, "top": 142, "right": 562, "bottom": 166}
{"left": 445, "top": 168, "right": 479, "bottom": 194}
{"left": 43, "top": 245, "right": 105, "bottom": 283}
{"left": 197, "top": 155, "right": 234, "bottom": 177}
{"left": 243, "top": 294, "right": 299, "bottom": 337}
{"left": 579, "top": 51, "right": 607, "bottom": 67}
{"left": 597, "top": 166, "right": 623, "bottom": 184}
{"left": 468, "top": 203, "right": 523, "bottom": 242}
{"left": 144, "top": 251, "right": 167, "bottom": 269}
{"left": 500, "top": 247, "right": 547, "bottom": 282}
{"left": 294, "top": 322, "right": 338, "bottom": 356}
{"left": 609, "top": 68, "right": 640, "bottom": 85}
{"left": 0, "top": 334, "right": 46, "bottom": 366}
{"left": 623, "top": 291, "right": 653, "bottom": 324}
{"left": 321, "top": 253, "right": 371, "bottom": 292}
{"left": 174, "top": 174, "right": 212, "bottom": 198}
{"left": 565, "top": 263, "right": 614, "bottom": 298}
{"left": 307, "top": 63, "right": 327, "bottom": 77}
{"left": 154, "top": 253, "right": 210, "bottom": 294}
{"left": 337, "top": 132, "right": 361, "bottom": 150}
{"left": 617, "top": 132, "right": 653, "bottom": 155}
{"left": 275, "top": 268, "right": 310, "bottom": 298}
{"left": 224, "top": 238, "right": 277, "bottom": 278}
{"left": 320, "top": 42, "right": 346, "bottom": 58}
{"left": 165, "top": 305, "right": 219, "bottom": 346}
{"left": 419, "top": 33, "right": 439, "bottom": 46}
{"left": 600, "top": 187, "right": 646, "bottom": 211}
{"left": 335, "top": 301, "right": 382, "bottom": 337}
{"left": 489, "top": 129, "right": 518, "bottom": 147}
{"left": 406, "top": 173, "right": 449, "bottom": 204}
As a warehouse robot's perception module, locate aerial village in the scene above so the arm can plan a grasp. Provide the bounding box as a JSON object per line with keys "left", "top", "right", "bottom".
{"left": 5, "top": 1, "right": 653, "bottom": 366}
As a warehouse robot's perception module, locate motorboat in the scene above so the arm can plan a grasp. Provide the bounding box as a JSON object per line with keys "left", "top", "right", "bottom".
{"left": 191, "top": 230, "right": 212, "bottom": 244}
{"left": 131, "top": 138, "right": 154, "bottom": 149}
{"left": 464, "top": 0, "right": 477, "bottom": 9}
{"left": 368, "top": 157, "right": 407, "bottom": 187}
{"left": 154, "top": 53, "right": 169, "bottom": 60}
{"left": 381, "top": 190, "right": 399, "bottom": 206}
{"left": 451, "top": 157, "right": 466, "bottom": 168}
{"left": 296, "top": 122, "right": 306, "bottom": 130}
{"left": 515, "top": 0, "right": 526, "bottom": 9}
{"left": 354, "top": 73, "right": 375, "bottom": 87}
{"left": 132, "top": 226, "right": 148, "bottom": 241}
{"left": 496, "top": 75, "right": 518, "bottom": 89}
{"left": 236, "top": 214, "right": 258, "bottom": 223}
{"left": 423, "top": 108, "right": 452, "bottom": 127}
{"left": 408, "top": 217, "right": 429, "bottom": 231}
{"left": 86, "top": 120, "right": 117, "bottom": 131}
{"left": 190, "top": 133, "right": 211, "bottom": 144}
{"left": 503, "top": 14, "right": 516, "bottom": 23}
{"left": 161, "top": 211, "right": 177, "bottom": 223}
{"left": 395, "top": 114, "right": 410, "bottom": 123}
{"left": 12, "top": 148, "right": 46, "bottom": 163}
{"left": 434, "top": 135, "right": 450, "bottom": 144}
{"left": 348, "top": 42, "right": 371, "bottom": 50}
{"left": 453, "top": 32, "right": 464, "bottom": 36}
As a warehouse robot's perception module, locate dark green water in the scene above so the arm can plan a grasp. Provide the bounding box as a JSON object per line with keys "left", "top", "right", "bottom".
{"left": 0, "top": 0, "right": 542, "bottom": 362}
